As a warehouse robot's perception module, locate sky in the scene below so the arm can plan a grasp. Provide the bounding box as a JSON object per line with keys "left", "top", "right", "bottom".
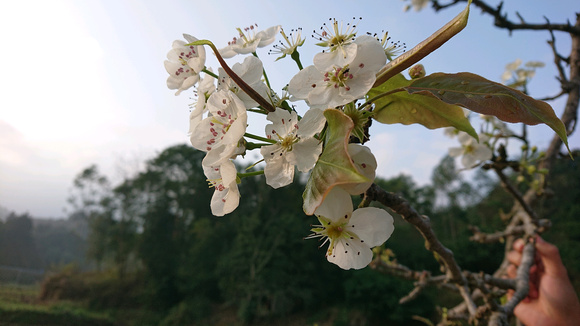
{"left": 0, "top": 0, "right": 578, "bottom": 218}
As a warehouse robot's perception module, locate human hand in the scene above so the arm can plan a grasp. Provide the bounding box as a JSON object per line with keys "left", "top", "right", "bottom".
{"left": 507, "top": 236, "right": 580, "bottom": 326}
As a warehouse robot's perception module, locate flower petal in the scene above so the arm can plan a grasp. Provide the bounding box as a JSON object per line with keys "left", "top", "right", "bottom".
{"left": 256, "top": 25, "right": 281, "bottom": 47}
{"left": 326, "top": 237, "right": 373, "bottom": 270}
{"left": 348, "top": 207, "right": 394, "bottom": 247}
{"left": 313, "top": 42, "right": 357, "bottom": 72}
{"left": 263, "top": 154, "right": 294, "bottom": 188}
{"left": 296, "top": 108, "right": 326, "bottom": 138}
{"left": 287, "top": 137, "right": 322, "bottom": 173}
{"left": 314, "top": 187, "right": 353, "bottom": 223}
{"left": 287, "top": 65, "right": 323, "bottom": 101}
{"left": 338, "top": 144, "right": 377, "bottom": 195}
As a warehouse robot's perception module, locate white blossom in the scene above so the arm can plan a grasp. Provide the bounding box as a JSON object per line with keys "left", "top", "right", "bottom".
{"left": 190, "top": 90, "right": 247, "bottom": 167}
{"left": 217, "top": 56, "right": 270, "bottom": 109}
{"left": 164, "top": 34, "right": 206, "bottom": 95}
{"left": 188, "top": 71, "right": 216, "bottom": 133}
{"left": 219, "top": 24, "right": 281, "bottom": 58}
{"left": 269, "top": 27, "right": 305, "bottom": 61}
{"left": 449, "top": 133, "right": 492, "bottom": 168}
{"left": 287, "top": 35, "right": 386, "bottom": 109}
{"left": 338, "top": 144, "right": 377, "bottom": 195}
{"left": 404, "top": 0, "right": 429, "bottom": 12}
{"left": 306, "top": 187, "right": 394, "bottom": 270}
{"left": 204, "top": 160, "right": 240, "bottom": 216}
{"left": 312, "top": 18, "right": 360, "bottom": 69}
{"left": 260, "top": 108, "right": 326, "bottom": 188}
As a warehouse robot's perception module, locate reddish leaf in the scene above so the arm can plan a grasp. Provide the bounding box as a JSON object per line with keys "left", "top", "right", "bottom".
{"left": 406, "top": 72, "right": 569, "bottom": 150}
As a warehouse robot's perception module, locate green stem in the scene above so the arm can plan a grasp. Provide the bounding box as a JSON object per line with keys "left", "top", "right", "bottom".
{"left": 248, "top": 108, "right": 268, "bottom": 114}
{"left": 360, "top": 88, "right": 406, "bottom": 111}
{"left": 238, "top": 170, "right": 264, "bottom": 178}
{"left": 246, "top": 142, "right": 273, "bottom": 150}
{"left": 244, "top": 133, "right": 277, "bottom": 144}
{"left": 202, "top": 68, "right": 218, "bottom": 79}
{"left": 253, "top": 52, "right": 272, "bottom": 89}
{"left": 291, "top": 51, "right": 303, "bottom": 70}
{"left": 188, "top": 40, "right": 275, "bottom": 112}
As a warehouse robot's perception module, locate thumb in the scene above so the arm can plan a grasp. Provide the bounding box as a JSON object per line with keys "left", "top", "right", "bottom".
{"left": 534, "top": 236, "right": 566, "bottom": 277}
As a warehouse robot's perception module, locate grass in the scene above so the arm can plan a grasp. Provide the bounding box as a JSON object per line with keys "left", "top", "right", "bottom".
{"left": 0, "top": 283, "right": 115, "bottom": 326}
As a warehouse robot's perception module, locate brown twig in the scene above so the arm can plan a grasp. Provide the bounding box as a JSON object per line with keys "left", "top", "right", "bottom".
{"left": 364, "top": 183, "right": 478, "bottom": 316}
{"left": 432, "top": 0, "right": 580, "bottom": 35}
{"left": 469, "top": 219, "right": 551, "bottom": 243}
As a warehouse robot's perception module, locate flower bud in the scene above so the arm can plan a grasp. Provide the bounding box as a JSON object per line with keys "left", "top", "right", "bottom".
{"left": 409, "top": 64, "right": 426, "bottom": 79}
{"left": 516, "top": 175, "right": 525, "bottom": 183}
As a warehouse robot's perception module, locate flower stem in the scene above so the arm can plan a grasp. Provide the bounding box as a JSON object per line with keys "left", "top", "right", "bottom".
{"left": 291, "top": 51, "right": 303, "bottom": 70}
{"left": 238, "top": 170, "right": 264, "bottom": 178}
{"left": 246, "top": 142, "right": 273, "bottom": 150}
{"left": 253, "top": 52, "right": 272, "bottom": 89}
{"left": 188, "top": 40, "right": 275, "bottom": 112}
{"left": 244, "top": 133, "right": 277, "bottom": 144}
{"left": 202, "top": 68, "right": 218, "bottom": 79}
{"left": 360, "top": 88, "right": 406, "bottom": 111}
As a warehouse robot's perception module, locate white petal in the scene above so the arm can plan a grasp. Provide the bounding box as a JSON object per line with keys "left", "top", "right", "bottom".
{"left": 256, "top": 25, "right": 281, "bottom": 47}
{"left": 448, "top": 147, "right": 463, "bottom": 157}
{"left": 308, "top": 83, "right": 339, "bottom": 108}
{"left": 351, "top": 35, "right": 387, "bottom": 73}
{"left": 204, "top": 161, "right": 240, "bottom": 217}
{"left": 296, "top": 108, "right": 326, "bottom": 138}
{"left": 233, "top": 56, "right": 263, "bottom": 85}
{"left": 287, "top": 66, "right": 323, "bottom": 100}
{"left": 263, "top": 155, "right": 294, "bottom": 188}
{"left": 473, "top": 145, "right": 493, "bottom": 162}
{"left": 218, "top": 45, "right": 237, "bottom": 59}
{"left": 202, "top": 143, "right": 238, "bottom": 167}
{"left": 457, "top": 132, "right": 473, "bottom": 145}
{"left": 461, "top": 154, "right": 477, "bottom": 168}
{"left": 348, "top": 207, "right": 394, "bottom": 247}
{"left": 339, "top": 144, "right": 377, "bottom": 195}
{"left": 326, "top": 238, "right": 373, "bottom": 270}
{"left": 265, "top": 108, "right": 295, "bottom": 137}
{"left": 232, "top": 40, "right": 259, "bottom": 55}
{"left": 314, "top": 187, "right": 353, "bottom": 223}
{"left": 312, "top": 43, "right": 357, "bottom": 72}
{"left": 287, "top": 137, "right": 322, "bottom": 172}
{"left": 219, "top": 160, "right": 238, "bottom": 185}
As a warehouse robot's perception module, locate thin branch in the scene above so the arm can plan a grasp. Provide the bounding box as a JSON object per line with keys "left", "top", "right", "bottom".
{"left": 469, "top": 219, "right": 551, "bottom": 243}
{"left": 364, "top": 183, "right": 478, "bottom": 316}
{"left": 433, "top": 0, "right": 580, "bottom": 35}
{"left": 547, "top": 28, "right": 570, "bottom": 85}
{"left": 493, "top": 167, "right": 539, "bottom": 222}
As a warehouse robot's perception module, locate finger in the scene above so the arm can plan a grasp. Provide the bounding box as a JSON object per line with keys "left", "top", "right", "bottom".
{"left": 507, "top": 250, "right": 522, "bottom": 266}
{"left": 513, "top": 238, "right": 525, "bottom": 252}
{"left": 534, "top": 236, "right": 567, "bottom": 277}
{"left": 528, "top": 283, "right": 538, "bottom": 300}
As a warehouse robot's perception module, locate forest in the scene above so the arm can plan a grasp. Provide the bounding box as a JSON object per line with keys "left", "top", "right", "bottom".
{"left": 1, "top": 144, "right": 578, "bottom": 325}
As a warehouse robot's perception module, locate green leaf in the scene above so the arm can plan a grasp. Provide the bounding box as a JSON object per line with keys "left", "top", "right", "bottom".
{"left": 374, "top": 0, "right": 471, "bottom": 87}
{"left": 302, "top": 109, "right": 370, "bottom": 215}
{"left": 368, "top": 74, "right": 477, "bottom": 139}
{"left": 405, "top": 72, "right": 570, "bottom": 152}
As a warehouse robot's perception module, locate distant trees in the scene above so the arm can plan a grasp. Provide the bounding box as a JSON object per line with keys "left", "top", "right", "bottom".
{"left": 0, "top": 212, "right": 41, "bottom": 269}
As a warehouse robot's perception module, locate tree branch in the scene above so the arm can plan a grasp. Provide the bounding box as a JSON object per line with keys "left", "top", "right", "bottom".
{"left": 364, "top": 183, "right": 478, "bottom": 316}
{"left": 433, "top": 0, "right": 580, "bottom": 35}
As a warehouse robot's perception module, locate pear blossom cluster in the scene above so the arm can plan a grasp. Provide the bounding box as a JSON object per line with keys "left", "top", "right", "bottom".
{"left": 164, "top": 21, "right": 405, "bottom": 270}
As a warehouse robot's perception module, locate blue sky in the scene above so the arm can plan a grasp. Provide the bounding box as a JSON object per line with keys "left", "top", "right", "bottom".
{"left": 0, "top": 0, "right": 578, "bottom": 218}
